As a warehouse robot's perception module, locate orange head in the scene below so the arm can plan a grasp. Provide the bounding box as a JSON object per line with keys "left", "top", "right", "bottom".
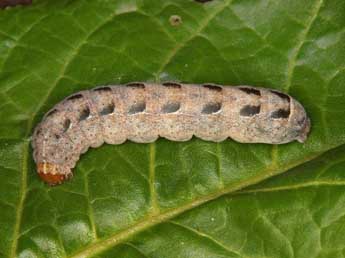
{"left": 37, "top": 163, "right": 71, "bottom": 186}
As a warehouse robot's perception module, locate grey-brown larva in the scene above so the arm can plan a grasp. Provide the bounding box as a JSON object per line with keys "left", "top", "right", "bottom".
{"left": 32, "top": 83, "right": 311, "bottom": 185}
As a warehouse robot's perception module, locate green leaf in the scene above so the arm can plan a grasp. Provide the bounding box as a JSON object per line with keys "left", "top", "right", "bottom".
{"left": 0, "top": 0, "right": 344, "bottom": 257}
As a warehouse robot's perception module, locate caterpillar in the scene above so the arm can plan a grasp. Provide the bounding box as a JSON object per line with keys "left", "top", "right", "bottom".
{"left": 32, "top": 83, "right": 311, "bottom": 185}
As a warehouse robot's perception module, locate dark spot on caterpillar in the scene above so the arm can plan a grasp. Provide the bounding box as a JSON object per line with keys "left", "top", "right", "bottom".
{"left": 54, "top": 134, "right": 60, "bottom": 140}
{"left": 202, "top": 102, "right": 222, "bottom": 114}
{"left": 79, "top": 107, "right": 90, "bottom": 121}
{"left": 0, "top": 0, "right": 32, "bottom": 8}
{"left": 162, "top": 82, "right": 182, "bottom": 89}
{"left": 100, "top": 103, "right": 115, "bottom": 116}
{"left": 203, "top": 84, "right": 222, "bottom": 92}
{"left": 66, "top": 94, "right": 83, "bottom": 101}
{"left": 270, "top": 90, "right": 290, "bottom": 102}
{"left": 35, "top": 128, "right": 42, "bottom": 136}
{"left": 94, "top": 86, "right": 112, "bottom": 92}
{"left": 128, "top": 102, "right": 146, "bottom": 114}
{"left": 63, "top": 119, "right": 71, "bottom": 132}
{"left": 169, "top": 15, "right": 182, "bottom": 26}
{"left": 162, "top": 102, "right": 180, "bottom": 113}
{"left": 46, "top": 109, "right": 58, "bottom": 117}
{"left": 240, "top": 87, "right": 261, "bottom": 96}
{"left": 126, "top": 83, "right": 145, "bottom": 89}
{"left": 240, "top": 105, "right": 261, "bottom": 116}
{"left": 271, "top": 109, "right": 290, "bottom": 119}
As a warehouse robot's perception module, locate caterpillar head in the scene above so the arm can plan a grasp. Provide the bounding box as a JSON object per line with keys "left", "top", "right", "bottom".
{"left": 37, "top": 163, "right": 72, "bottom": 185}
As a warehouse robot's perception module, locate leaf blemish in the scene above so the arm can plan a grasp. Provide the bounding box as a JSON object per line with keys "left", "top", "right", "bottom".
{"left": 169, "top": 15, "right": 182, "bottom": 26}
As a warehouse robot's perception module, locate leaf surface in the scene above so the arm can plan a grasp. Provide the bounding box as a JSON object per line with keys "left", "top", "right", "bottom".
{"left": 0, "top": 0, "right": 345, "bottom": 257}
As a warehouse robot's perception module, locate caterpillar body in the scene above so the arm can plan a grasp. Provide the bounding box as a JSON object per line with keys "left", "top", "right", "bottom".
{"left": 32, "top": 83, "right": 311, "bottom": 185}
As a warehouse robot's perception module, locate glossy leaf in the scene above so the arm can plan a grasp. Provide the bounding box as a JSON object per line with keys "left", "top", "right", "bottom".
{"left": 0, "top": 0, "right": 345, "bottom": 257}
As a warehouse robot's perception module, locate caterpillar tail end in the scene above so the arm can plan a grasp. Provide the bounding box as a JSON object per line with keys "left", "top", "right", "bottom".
{"left": 37, "top": 163, "right": 72, "bottom": 186}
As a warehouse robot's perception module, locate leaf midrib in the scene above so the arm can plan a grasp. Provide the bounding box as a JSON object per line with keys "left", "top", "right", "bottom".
{"left": 9, "top": 140, "right": 29, "bottom": 258}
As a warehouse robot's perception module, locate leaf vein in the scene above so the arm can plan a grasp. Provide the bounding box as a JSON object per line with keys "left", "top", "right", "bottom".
{"left": 237, "top": 181, "right": 345, "bottom": 195}
{"left": 67, "top": 151, "right": 320, "bottom": 258}
{"left": 0, "top": 14, "right": 50, "bottom": 72}
{"left": 9, "top": 140, "right": 29, "bottom": 258}
{"left": 149, "top": 143, "right": 159, "bottom": 214}
{"left": 167, "top": 220, "right": 246, "bottom": 258}
{"left": 284, "top": 0, "right": 324, "bottom": 92}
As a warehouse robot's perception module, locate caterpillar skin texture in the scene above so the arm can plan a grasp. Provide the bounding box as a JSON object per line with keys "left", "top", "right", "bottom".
{"left": 32, "top": 83, "right": 311, "bottom": 185}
